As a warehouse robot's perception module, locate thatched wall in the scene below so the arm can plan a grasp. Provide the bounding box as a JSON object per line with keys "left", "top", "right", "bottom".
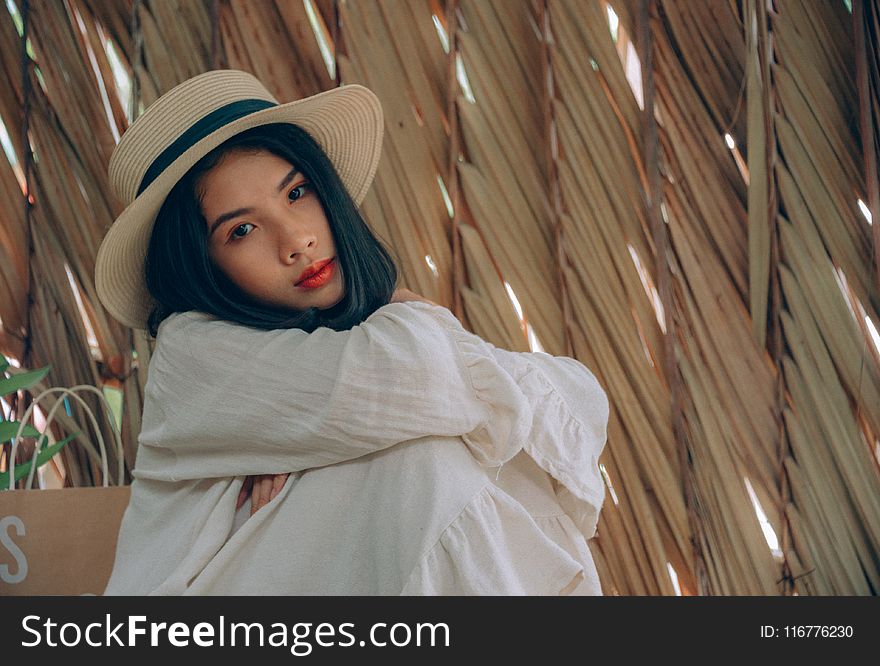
{"left": 0, "top": 0, "right": 878, "bottom": 596}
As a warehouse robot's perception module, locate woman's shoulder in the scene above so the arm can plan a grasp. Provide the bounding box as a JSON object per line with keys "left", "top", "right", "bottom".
{"left": 153, "top": 310, "right": 271, "bottom": 355}
{"left": 157, "top": 302, "right": 450, "bottom": 327}
{"left": 367, "top": 301, "right": 464, "bottom": 335}
{"left": 156, "top": 309, "right": 220, "bottom": 337}
{"left": 153, "top": 302, "right": 463, "bottom": 353}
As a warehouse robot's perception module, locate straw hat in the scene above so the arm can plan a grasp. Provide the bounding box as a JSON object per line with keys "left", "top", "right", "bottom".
{"left": 95, "top": 69, "right": 384, "bottom": 330}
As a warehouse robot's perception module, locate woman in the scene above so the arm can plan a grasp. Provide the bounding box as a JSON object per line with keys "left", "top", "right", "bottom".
{"left": 97, "top": 70, "right": 609, "bottom": 595}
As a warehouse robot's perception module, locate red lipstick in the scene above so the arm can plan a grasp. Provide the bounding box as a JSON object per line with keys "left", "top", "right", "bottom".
{"left": 296, "top": 258, "right": 335, "bottom": 289}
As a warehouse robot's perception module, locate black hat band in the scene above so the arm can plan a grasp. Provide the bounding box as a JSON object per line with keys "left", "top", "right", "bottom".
{"left": 137, "top": 98, "right": 278, "bottom": 196}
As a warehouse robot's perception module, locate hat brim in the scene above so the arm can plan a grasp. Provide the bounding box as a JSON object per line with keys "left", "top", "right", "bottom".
{"left": 95, "top": 84, "right": 383, "bottom": 330}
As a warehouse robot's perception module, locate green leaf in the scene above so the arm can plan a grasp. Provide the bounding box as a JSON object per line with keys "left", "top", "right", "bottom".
{"left": 0, "top": 354, "right": 8, "bottom": 373}
{"left": 0, "top": 432, "right": 79, "bottom": 489}
{"left": 0, "top": 420, "right": 42, "bottom": 443}
{"left": 0, "top": 365, "right": 51, "bottom": 397}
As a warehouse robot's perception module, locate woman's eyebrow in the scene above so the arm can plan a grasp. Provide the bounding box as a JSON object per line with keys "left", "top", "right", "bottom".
{"left": 209, "top": 167, "right": 301, "bottom": 236}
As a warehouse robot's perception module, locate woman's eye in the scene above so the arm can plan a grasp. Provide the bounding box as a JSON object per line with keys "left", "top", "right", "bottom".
{"left": 288, "top": 183, "right": 309, "bottom": 203}
{"left": 230, "top": 222, "right": 254, "bottom": 241}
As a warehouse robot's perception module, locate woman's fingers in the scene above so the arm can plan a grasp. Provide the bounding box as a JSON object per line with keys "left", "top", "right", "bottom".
{"left": 270, "top": 473, "right": 289, "bottom": 500}
{"left": 236, "top": 475, "right": 253, "bottom": 510}
{"left": 250, "top": 475, "right": 264, "bottom": 516}
{"left": 260, "top": 475, "right": 274, "bottom": 508}
{"left": 243, "top": 473, "right": 288, "bottom": 516}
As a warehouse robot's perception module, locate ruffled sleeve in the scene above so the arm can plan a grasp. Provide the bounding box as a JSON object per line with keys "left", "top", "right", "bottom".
{"left": 407, "top": 303, "right": 610, "bottom": 540}
{"left": 134, "top": 303, "right": 534, "bottom": 481}
{"left": 490, "top": 346, "right": 609, "bottom": 539}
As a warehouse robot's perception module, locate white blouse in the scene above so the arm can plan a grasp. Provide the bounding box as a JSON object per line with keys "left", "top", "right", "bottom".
{"left": 103, "top": 301, "right": 609, "bottom": 595}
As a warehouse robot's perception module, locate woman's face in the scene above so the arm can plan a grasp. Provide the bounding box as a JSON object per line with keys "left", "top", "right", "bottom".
{"left": 200, "top": 149, "right": 344, "bottom": 312}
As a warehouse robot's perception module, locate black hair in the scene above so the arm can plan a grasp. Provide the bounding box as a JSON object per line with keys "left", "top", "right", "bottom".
{"left": 144, "top": 123, "right": 398, "bottom": 338}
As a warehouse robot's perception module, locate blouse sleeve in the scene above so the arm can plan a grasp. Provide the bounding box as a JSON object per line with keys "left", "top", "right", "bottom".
{"left": 133, "top": 302, "right": 534, "bottom": 481}
{"left": 489, "top": 345, "right": 610, "bottom": 539}
{"left": 409, "top": 303, "right": 610, "bottom": 539}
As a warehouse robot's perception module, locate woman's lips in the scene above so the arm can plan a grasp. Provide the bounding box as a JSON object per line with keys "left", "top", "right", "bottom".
{"left": 296, "top": 258, "right": 332, "bottom": 284}
{"left": 296, "top": 258, "right": 335, "bottom": 289}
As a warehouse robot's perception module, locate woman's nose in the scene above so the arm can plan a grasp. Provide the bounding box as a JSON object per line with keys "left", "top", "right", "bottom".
{"left": 278, "top": 225, "right": 317, "bottom": 263}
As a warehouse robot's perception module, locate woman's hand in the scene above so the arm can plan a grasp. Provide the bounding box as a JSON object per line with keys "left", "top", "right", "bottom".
{"left": 236, "top": 473, "right": 289, "bottom": 516}
{"left": 390, "top": 288, "right": 440, "bottom": 306}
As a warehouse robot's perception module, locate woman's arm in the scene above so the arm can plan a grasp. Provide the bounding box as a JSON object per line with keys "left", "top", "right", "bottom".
{"left": 135, "top": 300, "right": 534, "bottom": 482}
{"left": 233, "top": 294, "right": 609, "bottom": 530}
{"left": 238, "top": 288, "right": 442, "bottom": 513}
